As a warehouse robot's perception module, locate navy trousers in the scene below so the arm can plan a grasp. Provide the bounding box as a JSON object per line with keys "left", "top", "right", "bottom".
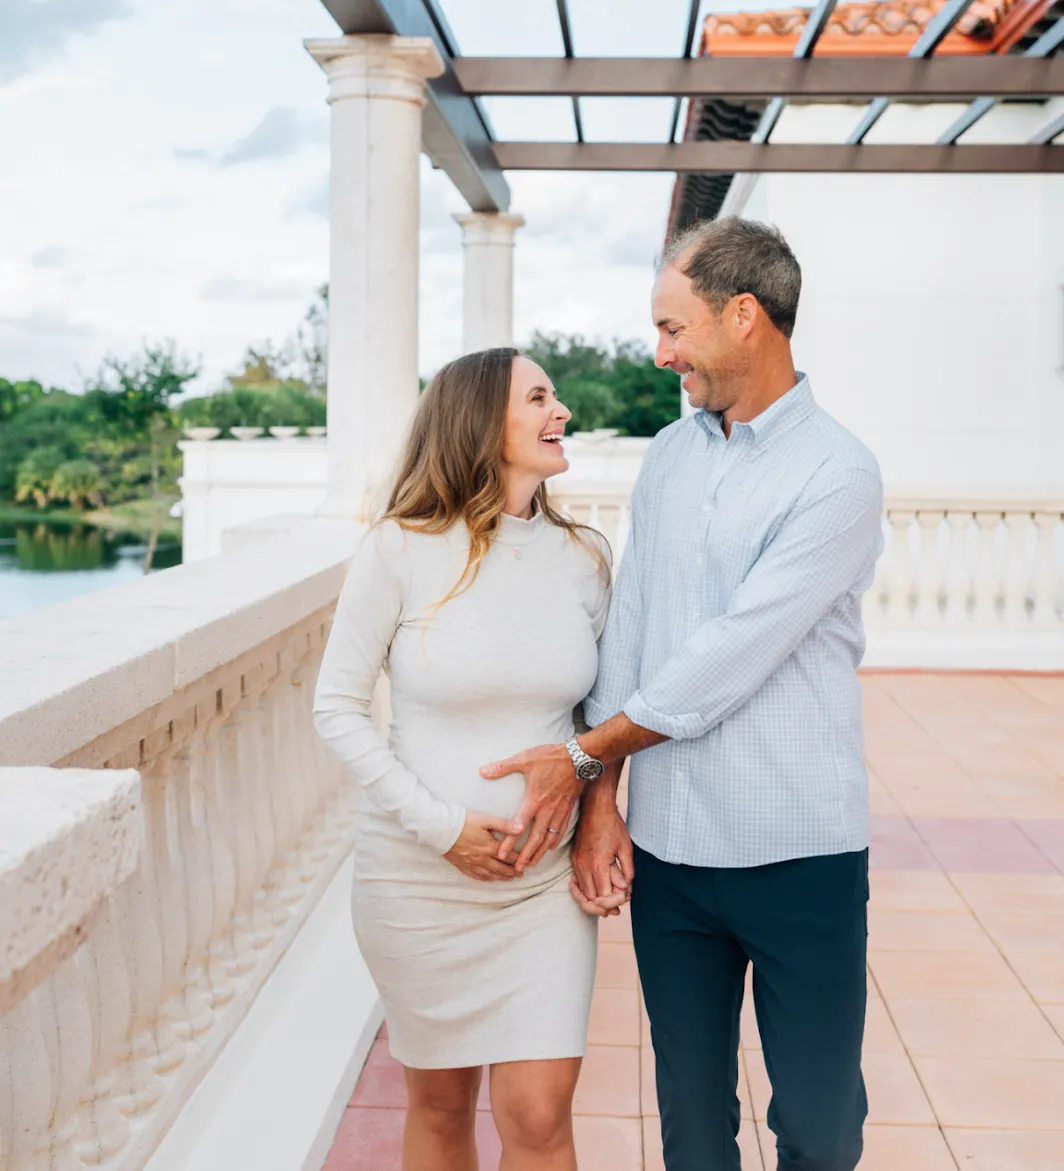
{"left": 631, "top": 843, "right": 869, "bottom": 1171}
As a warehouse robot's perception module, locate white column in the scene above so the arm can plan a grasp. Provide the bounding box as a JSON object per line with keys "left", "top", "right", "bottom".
{"left": 453, "top": 212, "right": 525, "bottom": 352}
{"left": 306, "top": 35, "right": 444, "bottom": 520}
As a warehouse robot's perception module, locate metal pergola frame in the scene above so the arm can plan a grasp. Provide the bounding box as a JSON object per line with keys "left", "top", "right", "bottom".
{"left": 321, "top": 0, "right": 1064, "bottom": 214}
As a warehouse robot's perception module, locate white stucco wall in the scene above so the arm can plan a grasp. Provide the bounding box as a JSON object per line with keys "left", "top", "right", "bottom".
{"left": 741, "top": 101, "right": 1064, "bottom": 498}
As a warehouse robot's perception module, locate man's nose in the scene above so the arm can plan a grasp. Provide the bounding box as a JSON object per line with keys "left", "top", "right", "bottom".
{"left": 654, "top": 337, "right": 674, "bottom": 370}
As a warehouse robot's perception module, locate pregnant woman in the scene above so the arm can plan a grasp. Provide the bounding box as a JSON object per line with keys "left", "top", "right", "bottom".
{"left": 314, "top": 347, "right": 624, "bottom": 1171}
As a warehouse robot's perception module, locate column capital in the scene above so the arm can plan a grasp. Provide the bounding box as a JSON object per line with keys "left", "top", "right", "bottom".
{"left": 453, "top": 211, "right": 526, "bottom": 247}
{"left": 305, "top": 35, "right": 444, "bottom": 105}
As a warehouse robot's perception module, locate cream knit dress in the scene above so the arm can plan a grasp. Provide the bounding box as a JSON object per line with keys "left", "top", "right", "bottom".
{"left": 313, "top": 512, "right": 610, "bottom": 1069}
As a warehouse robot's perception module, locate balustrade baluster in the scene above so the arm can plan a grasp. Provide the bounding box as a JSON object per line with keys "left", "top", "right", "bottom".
{"left": 886, "top": 510, "right": 915, "bottom": 622}
{"left": 0, "top": 996, "right": 54, "bottom": 1170}
{"left": 1003, "top": 511, "right": 1032, "bottom": 625}
{"left": 72, "top": 904, "right": 134, "bottom": 1164}
{"left": 974, "top": 511, "right": 1004, "bottom": 626}
{"left": 1032, "top": 510, "right": 1061, "bottom": 627}
{"left": 31, "top": 953, "right": 95, "bottom": 1170}
{"left": 614, "top": 503, "right": 630, "bottom": 563}
{"left": 945, "top": 511, "right": 974, "bottom": 623}
{"left": 914, "top": 510, "right": 945, "bottom": 624}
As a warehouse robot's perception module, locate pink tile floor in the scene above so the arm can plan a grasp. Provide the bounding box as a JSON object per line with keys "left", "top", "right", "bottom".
{"left": 323, "top": 673, "right": 1064, "bottom": 1170}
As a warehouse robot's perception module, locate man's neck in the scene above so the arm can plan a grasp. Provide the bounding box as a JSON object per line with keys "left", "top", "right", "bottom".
{"left": 721, "top": 355, "right": 799, "bottom": 439}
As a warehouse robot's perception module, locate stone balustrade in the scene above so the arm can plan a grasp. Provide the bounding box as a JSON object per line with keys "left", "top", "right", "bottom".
{"left": 0, "top": 520, "right": 380, "bottom": 1171}
{"left": 552, "top": 487, "right": 1064, "bottom": 670}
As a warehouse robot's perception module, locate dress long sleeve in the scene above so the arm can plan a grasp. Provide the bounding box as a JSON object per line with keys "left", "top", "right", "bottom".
{"left": 313, "top": 524, "right": 466, "bottom": 854}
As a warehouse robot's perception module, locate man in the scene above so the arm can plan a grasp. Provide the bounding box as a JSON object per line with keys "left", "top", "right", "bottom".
{"left": 481, "top": 216, "right": 883, "bottom": 1171}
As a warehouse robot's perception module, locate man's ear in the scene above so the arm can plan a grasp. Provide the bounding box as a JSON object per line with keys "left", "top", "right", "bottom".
{"left": 733, "top": 292, "right": 759, "bottom": 337}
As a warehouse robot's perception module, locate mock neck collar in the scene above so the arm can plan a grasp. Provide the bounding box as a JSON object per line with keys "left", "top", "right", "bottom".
{"left": 495, "top": 509, "right": 547, "bottom": 547}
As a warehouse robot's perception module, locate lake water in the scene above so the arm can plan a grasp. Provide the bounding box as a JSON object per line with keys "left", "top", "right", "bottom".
{"left": 0, "top": 519, "right": 182, "bottom": 621}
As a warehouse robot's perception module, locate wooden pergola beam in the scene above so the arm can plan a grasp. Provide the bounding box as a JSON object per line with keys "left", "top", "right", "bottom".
{"left": 492, "top": 141, "right": 1064, "bottom": 173}
{"left": 454, "top": 56, "right": 1064, "bottom": 101}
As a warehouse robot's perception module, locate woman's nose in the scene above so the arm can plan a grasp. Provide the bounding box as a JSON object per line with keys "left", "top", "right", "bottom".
{"left": 555, "top": 402, "right": 572, "bottom": 423}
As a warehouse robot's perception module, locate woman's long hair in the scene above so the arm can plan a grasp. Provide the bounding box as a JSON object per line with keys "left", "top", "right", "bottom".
{"left": 381, "top": 347, "right": 609, "bottom": 610}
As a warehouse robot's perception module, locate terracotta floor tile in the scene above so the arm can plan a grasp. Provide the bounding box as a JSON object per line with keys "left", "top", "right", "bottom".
{"left": 945, "top": 1127, "right": 1064, "bottom": 1170}
{"left": 1008, "top": 951, "right": 1064, "bottom": 1003}
{"left": 599, "top": 902, "right": 633, "bottom": 943}
{"left": 952, "top": 872, "right": 1064, "bottom": 914}
{"left": 643, "top": 1115, "right": 666, "bottom": 1171}
{"left": 975, "top": 776, "right": 1064, "bottom": 820}
{"left": 912, "top": 817, "right": 1058, "bottom": 875}
{"left": 1043, "top": 1002, "right": 1064, "bottom": 1036}
{"left": 572, "top": 1116, "right": 643, "bottom": 1171}
{"left": 596, "top": 940, "right": 640, "bottom": 988}
{"left": 640, "top": 993, "right": 652, "bottom": 1047}
{"left": 889, "top": 997, "right": 1064, "bottom": 1059}
{"left": 863, "top": 1053, "right": 936, "bottom": 1125}
{"left": 869, "top": 949, "right": 1029, "bottom": 1001}
{"left": 322, "top": 1107, "right": 403, "bottom": 1171}
{"left": 757, "top": 1121, "right": 946, "bottom": 1171}
{"left": 869, "top": 815, "right": 940, "bottom": 872}
{"left": 744, "top": 1047, "right": 770, "bottom": 1121}
{"left": 869, "top": 907, "right": 993, "bottom": 952}
{"left": 349, "top": 1040, "right": 406, "bottom": 1108}
{"left": 475, "top": 1113, "right": 501, "bottom": 1169}
{"left": 913, "top": 1056, "right": 1064, "bottom": 1129}
{"left": 857, "top": 1125, "right": 955, "bottom": 1170}
{"left": 588, "top": 987, "right": 642, "bottom": 1047}
{"left": 863, "top": 996, "right": 906, "bottom": 1055}
{"left": 573, "top": 1045, "right": 641, "bottom": 1118}
{"left": 740, "top": 991, "right": 762, "bottom": 1050}
{"left": 977, "top": 910, "right": 1064, "bottom": 954}
{"left": 869, "top": 870, "right": 967, "bottom": 913}
{"left": 1017, "top": 819, "right": 1064, "bottom": 873}
{"left": 896, "top": 788, "right": 1006, "bottom": 819}
{"left": 640, "top": 1041, "right": 658, "bottom": 1117}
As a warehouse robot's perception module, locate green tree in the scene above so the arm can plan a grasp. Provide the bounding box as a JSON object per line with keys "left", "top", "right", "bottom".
{"left": 0, "top": 378, "right": 48, "bottom": 421}
{"left": 14, "top": 446, "right": 66, "bottom": 508}
{"left": 50, "top": 459, "right": 103, "bottom": 509}
{"left": 521, "top": 332, "right": 681, "bottom": 437}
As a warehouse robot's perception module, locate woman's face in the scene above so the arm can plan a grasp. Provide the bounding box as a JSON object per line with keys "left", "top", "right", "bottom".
{"left": 501, "top": 356, "right": 572, "bottom": 482}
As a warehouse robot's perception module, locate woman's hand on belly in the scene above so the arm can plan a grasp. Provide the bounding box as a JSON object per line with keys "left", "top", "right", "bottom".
{"left": 443, "top": 811, "right": 524, "bottom": 882}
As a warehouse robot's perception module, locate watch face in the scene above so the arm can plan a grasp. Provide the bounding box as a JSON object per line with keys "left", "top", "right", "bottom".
{"left": 577, "top": 759, "right": 604, "bottom": 782}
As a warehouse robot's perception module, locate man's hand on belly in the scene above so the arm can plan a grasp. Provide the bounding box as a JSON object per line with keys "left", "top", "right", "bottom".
{"left": 479, "top": 743, "right": 582, "bottom": 874}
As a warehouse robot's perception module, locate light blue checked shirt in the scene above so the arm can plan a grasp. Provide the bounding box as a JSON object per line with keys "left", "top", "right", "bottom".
{"left": 584, "top": 376, "right": 884, "bottom": 868}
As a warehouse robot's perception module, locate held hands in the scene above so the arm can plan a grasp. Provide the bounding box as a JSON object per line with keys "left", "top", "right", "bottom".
{"left": 569, "top": 793, "right": 635, "bottom": 918}
{"left": 443, "top": 811, "right": 523, "bottom": 882}
{"left": 479, "top": 743, "right": 584, "bottom": 875}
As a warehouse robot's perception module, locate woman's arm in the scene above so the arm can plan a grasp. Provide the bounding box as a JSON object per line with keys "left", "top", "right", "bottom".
{"left": 313, "top": 525, "right": 466, "bottom": 855}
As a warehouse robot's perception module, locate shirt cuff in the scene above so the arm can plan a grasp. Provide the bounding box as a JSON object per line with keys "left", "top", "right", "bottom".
{"left": 582, "top": 695, "right": 613, "bottom": 728}
{"left": 623, "top": 693, "right": 705, "bottom": 741}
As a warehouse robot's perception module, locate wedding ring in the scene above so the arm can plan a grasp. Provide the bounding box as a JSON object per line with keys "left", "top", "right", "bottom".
{"left": 546, "top": 828, "right": 561, "bottom": 834}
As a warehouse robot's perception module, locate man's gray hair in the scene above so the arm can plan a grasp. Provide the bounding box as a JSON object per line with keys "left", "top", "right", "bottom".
{"left": 660, "top": 217, "right": 802, "bottom": 339}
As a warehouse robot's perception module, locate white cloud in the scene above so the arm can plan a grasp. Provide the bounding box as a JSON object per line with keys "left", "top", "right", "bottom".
{"left": 0, "top": 0, "right": 682, "bottom": 391}
{"left": 1, "top": 0, "right": 132, "bottom": 81}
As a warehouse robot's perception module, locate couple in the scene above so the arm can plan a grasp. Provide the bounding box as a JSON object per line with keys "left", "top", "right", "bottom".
{"left": 314, "top": 217, "right": 884, "bottom": 1171}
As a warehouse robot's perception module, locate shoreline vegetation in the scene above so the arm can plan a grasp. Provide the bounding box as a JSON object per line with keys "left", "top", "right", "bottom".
{"left": 2, "top": 302, "right": 680, "bottom": 571}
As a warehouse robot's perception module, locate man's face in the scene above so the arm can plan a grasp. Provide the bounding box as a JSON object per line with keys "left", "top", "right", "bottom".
{"left": 651, "top": 262, "right": 746, "bottom": 413}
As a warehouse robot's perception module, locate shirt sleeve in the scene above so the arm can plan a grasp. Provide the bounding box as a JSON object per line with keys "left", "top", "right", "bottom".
{"left": 584, "top": 467, "right": 649, "bottom": 728}
{"left": 313, "top": 524, "right": 466, "bottom": 854}
{"left": 623, "top": 465, "right": 884, "bottom": 741}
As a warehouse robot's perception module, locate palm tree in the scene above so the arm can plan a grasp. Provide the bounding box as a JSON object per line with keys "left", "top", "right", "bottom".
{"left": 14, "top": 447, "right": 64, "bottom": 508}
{"left": 50, "top": 459, "right": 103, "bottom": 510}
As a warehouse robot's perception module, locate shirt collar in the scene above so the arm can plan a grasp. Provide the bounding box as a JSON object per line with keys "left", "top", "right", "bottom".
{"left": 695, "top": 374, "right": 815, "bottom": 446}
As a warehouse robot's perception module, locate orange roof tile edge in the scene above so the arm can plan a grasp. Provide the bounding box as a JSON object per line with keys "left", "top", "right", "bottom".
{"left": 701, "top": 0, "right": 1049, "bottom": 56}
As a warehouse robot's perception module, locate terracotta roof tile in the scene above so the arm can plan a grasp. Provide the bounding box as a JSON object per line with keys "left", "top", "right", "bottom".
{"left": 704, "top": 0, "right": 1020, "bottom": 51}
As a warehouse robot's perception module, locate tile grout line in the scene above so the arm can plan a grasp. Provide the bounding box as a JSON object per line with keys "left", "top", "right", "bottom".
{"left": 863, "top": 964, "right": 962, "bottom": 1170}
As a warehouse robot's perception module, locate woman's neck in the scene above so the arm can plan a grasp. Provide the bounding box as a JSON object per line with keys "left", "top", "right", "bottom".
{"left": 502, "top": 473, "right": 540, "bottom": 520}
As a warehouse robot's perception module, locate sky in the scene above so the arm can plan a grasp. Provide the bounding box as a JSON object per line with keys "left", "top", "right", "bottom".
{"left": 0, "top": 0, "right": 749, "bottom": 395}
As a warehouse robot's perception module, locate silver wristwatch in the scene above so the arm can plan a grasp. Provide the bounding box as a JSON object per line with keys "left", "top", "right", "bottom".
{"left": 565, "top": 736, "right": 605, "bottom": 783}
